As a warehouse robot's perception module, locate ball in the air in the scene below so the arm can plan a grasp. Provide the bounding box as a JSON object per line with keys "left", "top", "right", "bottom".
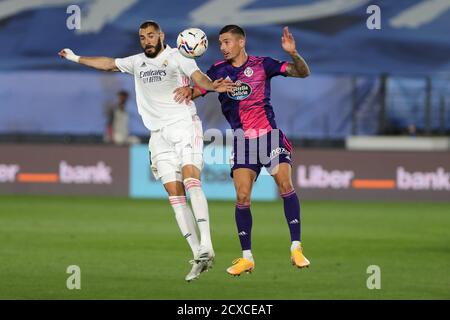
{"left": 177, "top": 28, "right": 208, "bottom": 58}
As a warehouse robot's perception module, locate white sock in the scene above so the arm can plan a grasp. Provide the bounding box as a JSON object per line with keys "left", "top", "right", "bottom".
{"left": 169, "top": 196, "right": 200, "bottom": 257}
{"left": 183, "top": 178, "right": 213, "bottom": 250}
{"left": 291, "top": 241, "right": 301, "bottom": 251}
{"left": 243, "top": 250, "right": 254, "bottom": 262}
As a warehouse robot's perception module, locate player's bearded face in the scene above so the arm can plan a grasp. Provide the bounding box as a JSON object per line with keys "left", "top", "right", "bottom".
{"left": 143, "top": 37, "right": 163, "bottom": 58}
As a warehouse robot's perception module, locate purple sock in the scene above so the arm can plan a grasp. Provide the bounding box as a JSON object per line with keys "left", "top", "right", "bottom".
{"left": 281, "top": 190, "right": 301, "bottom": 242}
{"left": 235, "top": 204, "right": 252, "bottom": 251}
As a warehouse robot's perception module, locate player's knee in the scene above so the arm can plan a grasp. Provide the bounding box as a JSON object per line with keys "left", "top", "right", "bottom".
{"left": 167, "top": 190, "right": 184, "bottom": 197}
{"left": 164, "top": 181, "right": 185, "bottom": 197}
{"left": 182, "top": 164, "right": 201, "bottom": 180}
{"left": 236, "top": 189, "right": 251, "bottom": 205}
{"left": 166, "top": 188, "right": 184, "bottom": 197}
{"left": 277, "top": 180, "right": 294, "bottom": 195}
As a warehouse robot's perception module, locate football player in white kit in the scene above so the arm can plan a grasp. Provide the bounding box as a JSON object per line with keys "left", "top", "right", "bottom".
{"left": 58, "top": 20, "right": 234, "bottom": 281}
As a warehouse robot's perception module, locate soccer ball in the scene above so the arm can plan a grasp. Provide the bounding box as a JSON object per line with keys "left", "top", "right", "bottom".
{"left": 177, "top": 28, "right": 208, "bottom": 59}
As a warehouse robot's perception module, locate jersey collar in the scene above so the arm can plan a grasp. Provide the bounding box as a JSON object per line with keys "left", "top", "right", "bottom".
{"left": 229, "top": 55, "right": 250, "bottom": 69}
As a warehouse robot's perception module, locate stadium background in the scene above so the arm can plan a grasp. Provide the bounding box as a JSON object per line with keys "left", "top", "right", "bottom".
{"left": 0, "top": 0, "right": 449, "bottom": 299}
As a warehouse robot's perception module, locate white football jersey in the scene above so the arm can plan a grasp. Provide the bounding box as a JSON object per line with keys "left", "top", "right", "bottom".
{"left": 115, "top": 45, "right": 199, "bottom": 130}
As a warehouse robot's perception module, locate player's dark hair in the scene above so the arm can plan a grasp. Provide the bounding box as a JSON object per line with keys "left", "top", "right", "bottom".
{"left": 139, "top": 20, "right": 161, "bottom": 32}
{"left": 219, "top": 25, "right": 245, "bottom": 38}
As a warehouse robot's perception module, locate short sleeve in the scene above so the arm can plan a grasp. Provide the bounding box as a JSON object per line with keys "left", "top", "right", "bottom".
{"left": 176, "top": 54, "right": 200, "bottom": 78}
{"left": 263, "top": 57, "right": 288, "bottom": 78}
{"left": 115, "top": 56, "right": 135, "bottom": 75}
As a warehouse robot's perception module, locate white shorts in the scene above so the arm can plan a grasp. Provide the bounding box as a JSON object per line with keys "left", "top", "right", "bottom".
{"left": 149, "top": 115, "right": 204, "bottom": 184}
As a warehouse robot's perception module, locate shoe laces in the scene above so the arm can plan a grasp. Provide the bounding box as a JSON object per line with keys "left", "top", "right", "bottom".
{"left": 231, "top": 258, "right": 243, "bottom": 265}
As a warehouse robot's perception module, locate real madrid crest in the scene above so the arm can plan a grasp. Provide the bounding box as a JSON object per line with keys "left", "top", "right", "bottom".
{"left": 162, "top": 59, "right": 168, "bottom": 68}
{"left": 244, "top": 67, "right": 253, "bottom": 77}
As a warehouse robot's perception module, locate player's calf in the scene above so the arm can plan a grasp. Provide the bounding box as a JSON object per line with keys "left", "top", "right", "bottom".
{"left": 183, "top": 177, "right": 214, "bottom": 252}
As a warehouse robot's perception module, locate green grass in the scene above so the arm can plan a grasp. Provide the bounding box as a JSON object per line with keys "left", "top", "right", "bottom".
{"left": 0, "top": 195, "right": 449, "bottom": 299}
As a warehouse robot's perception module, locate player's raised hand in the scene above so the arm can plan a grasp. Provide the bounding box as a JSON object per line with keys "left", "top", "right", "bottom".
{"left": 213, "top": 78, "right": 236, "bottom": 93}
{"left": 173, "top": 86, "right": 193, "bottom": 104}
{"left": 281, "top": 26, "right": 297, "bottom": 55}
{"left": 58, "top": 48, "right": 80, "bottom": 63}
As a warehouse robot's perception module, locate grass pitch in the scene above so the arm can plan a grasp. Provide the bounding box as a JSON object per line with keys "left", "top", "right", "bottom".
{"left": 0, "top": 195, "right": 449, "bottom": 299}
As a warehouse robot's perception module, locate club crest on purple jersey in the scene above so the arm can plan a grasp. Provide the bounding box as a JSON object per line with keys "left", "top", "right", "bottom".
{"left": 244, "top": 67, "right": 253, "bottom": 77}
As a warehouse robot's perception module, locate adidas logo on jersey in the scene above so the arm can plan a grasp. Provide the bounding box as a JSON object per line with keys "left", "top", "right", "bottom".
{"left": 289, "top": 219, "right": 299, "bottom": 225}
{"left": 140, "top": 62, "right": 147, "bottom": 67}
{"left": 238, "top": 231, "right": 248, "bottom": 236}
{"left": 197, "top": 218, "right": 207, "bottom": 223}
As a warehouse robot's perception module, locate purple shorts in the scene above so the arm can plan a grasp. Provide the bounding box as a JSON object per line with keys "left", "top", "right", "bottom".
{"left": 230, "top": 129, "right": 293, "bottom": 178}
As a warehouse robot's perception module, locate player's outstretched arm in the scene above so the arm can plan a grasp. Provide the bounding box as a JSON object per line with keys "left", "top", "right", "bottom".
{"left": 281, "top": 27, "right": 310, "bottom": 78}
{"left": 58, "top": 48, "right": 119, "bottom": 72}
{"left": 191, "top": 71, "right": 235, "bottom": 93}
{"left": 173, "top": 86, "right": 203, "bottom": 104}
{"left": 173, "top": 73, "right": 235, "bottom": 104}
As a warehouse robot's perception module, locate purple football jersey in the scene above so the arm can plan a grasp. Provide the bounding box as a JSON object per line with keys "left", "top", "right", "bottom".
{"left": 199, "top": 56, "right": 288, "bottom": 138}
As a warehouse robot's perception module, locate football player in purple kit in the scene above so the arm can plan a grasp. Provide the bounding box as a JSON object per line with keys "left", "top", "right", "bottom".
{"left": 175, "top": 25, "right": 311, "bottom": 276}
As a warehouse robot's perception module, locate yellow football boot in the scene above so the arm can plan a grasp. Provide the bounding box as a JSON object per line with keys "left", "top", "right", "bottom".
{"left": 291, "top": 247, "right": 310, "bottom": 268}
{"left": 226, "top": 258, "right": 255, "bottom": 276}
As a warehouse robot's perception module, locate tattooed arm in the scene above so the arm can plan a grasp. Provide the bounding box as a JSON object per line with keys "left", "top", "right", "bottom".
{"left": 281, "top": 27, "right": 310, "bottom": 78}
